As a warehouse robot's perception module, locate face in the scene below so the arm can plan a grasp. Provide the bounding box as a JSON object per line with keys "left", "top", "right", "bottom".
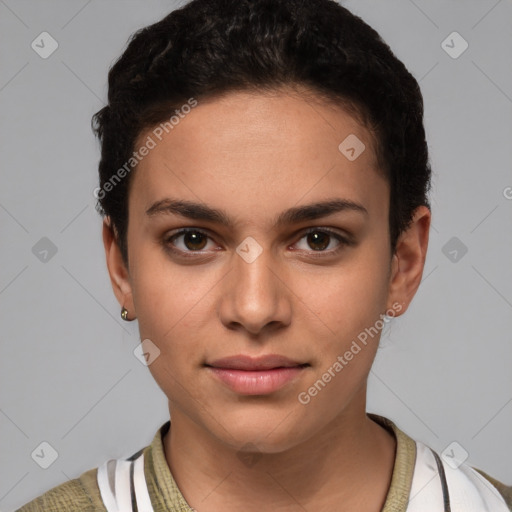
{"left": 106, "top": 87, "right": 425, "bottom": 453}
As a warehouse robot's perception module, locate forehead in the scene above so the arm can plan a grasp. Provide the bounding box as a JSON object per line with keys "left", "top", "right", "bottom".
{"left": 130, "top": 88, "right": 388, "bottom": 227}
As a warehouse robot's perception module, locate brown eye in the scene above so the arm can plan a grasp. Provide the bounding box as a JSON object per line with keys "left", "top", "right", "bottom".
{"left": 182, "top": 231, "right": 208, "bottom": 251}
{"left": 306, "top": 231, "right": 330, "bottom": 251}
{"left": 293, "top": 228, "right": 352, "bottom": 256}
{"left": 166, "top": 229, "right": 214, "bottom": 253}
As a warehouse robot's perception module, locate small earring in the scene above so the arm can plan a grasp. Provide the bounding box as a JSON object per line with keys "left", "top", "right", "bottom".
{"left": 121, "top": 307, "right": 129, "bottom": 321}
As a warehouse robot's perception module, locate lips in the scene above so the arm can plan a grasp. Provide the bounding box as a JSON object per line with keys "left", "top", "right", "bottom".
{"left": 206, "top": 354, "right": 307, "bottom": 371}
{"left": 205, "top": 355, "right": 309, "bottom": 395}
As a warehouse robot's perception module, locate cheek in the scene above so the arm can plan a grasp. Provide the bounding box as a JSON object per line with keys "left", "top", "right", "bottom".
{"left": 132, "top": 268, "right": 212, "bottom": 405}
{"left": 294, "top": 264, "right": 389, "bottom": 417}
{"left": 134, "top": 278, "right": 204, "bottom": 345}
{"left": 130, "top": 238, "right": 197, "bottom": 318}
{"left": 130, "top": 251, "right": 220, "bottom": 368}
{"left": 296, "top": 251, "right": 390, "bottom": 345}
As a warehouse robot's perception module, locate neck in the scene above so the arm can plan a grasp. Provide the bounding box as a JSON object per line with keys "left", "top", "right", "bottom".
{"left": 163, "top": 391, "right": 396, "bottom": 512}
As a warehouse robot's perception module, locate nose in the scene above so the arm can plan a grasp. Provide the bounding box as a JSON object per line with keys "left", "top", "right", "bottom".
{"left": 217, "top": 242, "right": 292, "bottom": 337}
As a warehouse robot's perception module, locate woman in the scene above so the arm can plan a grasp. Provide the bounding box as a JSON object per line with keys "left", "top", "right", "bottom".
{"left": 17, "top": 0, "right": 512, "bottom": 510}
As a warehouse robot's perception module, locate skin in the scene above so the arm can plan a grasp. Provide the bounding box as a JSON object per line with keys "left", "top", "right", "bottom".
{"left": 103, "top": 86, "right": 430, "bottom": 511}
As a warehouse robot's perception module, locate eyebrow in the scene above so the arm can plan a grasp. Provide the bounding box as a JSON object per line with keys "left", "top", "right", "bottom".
{"left": 146, "top": 197, "right": 368, "bottom": 227}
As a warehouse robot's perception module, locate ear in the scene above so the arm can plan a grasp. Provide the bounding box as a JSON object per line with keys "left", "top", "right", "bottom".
{"left": 385, "top": 205, "right": 431, "bottom": 316}
{"left": 102, "top": 218, "right": 136, "bottom": 320}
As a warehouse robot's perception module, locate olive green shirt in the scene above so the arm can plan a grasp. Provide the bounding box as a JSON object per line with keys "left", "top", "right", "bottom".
{"left": 16, "top": 414, "right": 512, "bottom": 511}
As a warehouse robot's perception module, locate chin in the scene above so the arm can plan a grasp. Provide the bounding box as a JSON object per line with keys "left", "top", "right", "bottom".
{"left": 207, "top": 402, "right": 314, "bottom": 453}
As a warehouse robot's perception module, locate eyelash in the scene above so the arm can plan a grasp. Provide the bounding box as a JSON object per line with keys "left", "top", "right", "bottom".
{"left": 163, "top": 227, "right": 353, "bottom": 259}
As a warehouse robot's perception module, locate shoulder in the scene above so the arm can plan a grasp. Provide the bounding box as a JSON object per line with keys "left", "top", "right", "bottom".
{"left": 413, "top": 440, "right": 512, "bottom": 511}
{"left": 15, "top": 422, "right": 168, "bottom": 512}
{"left": 369, "top": 414, "right": 512, "bottom": 511}
{"left": 15, "top": 467, "right": 106, "bottom": 512}
{"left": 472, "top": 466, "right": 512, "bottom": 511}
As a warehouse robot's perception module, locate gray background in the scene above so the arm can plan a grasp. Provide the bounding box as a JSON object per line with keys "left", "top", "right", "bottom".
{"left": 1, "top": 0, "right": 511, "bottom": 510}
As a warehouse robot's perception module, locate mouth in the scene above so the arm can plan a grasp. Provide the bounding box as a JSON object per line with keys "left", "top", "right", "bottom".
{"left": 204, "top": 355, "right": 310, "bottom": 395}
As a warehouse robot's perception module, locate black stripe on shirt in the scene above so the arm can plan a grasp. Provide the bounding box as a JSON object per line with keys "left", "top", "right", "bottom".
{"left": 129, "top": 460, "right": 139, "bottom": 512}
{"left": 127, "top": 448, "right": 144, "bottom": 461}
{"left": 430, "top": 448, "right": 451, "bottom": 512}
